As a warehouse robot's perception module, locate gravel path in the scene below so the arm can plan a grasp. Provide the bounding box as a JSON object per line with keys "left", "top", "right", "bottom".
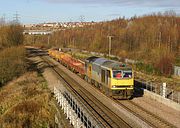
{"left": 28, "top": 48, "right": 180, "bottom": 128}
{"left": 28, "top": 55, "right": 73, "bottom": 128}
{"left": 46, "top": 54, "right": 180, "bottom": 128}
{"left": 132, "top": 97, "right": 180, "bottom": 128}
{"left": 42, "top": 54, "right": 180, "bottom": 128}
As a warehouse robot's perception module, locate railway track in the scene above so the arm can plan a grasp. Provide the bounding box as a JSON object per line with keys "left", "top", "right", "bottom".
{"left": 117, "top": 100, "right": 177, "bottom": 128}
{"left": 42, "top": 55, "right": 132, "bottom": 128}
{"left": 28, "top": 48, "right": 177, "bottom": 128}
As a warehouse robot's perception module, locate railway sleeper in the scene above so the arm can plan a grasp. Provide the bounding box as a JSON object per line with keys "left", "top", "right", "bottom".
{"left": 54, "top": 87, "right": 101, "bottom": 128}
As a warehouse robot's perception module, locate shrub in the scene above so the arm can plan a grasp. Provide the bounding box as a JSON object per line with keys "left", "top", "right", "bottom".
{"left": 0, "top": 24, "right": 24, "bottom": 48}
{"left": 0, "top": 46, "right": 27, "bottom": 86}
{"left": 136, "top": 62, "right": 145, "bottom": 71}
{"left": 155, "top": 55, "right": 174, "bottom": 76}
{"left": 6, "top": 24, "right": 24, "bottom": 46}
{"left": 145, "top": 64, "right": 154, "bottom": 74}
{"left": 136, "top": 62, "right": 156, "bottom": 74}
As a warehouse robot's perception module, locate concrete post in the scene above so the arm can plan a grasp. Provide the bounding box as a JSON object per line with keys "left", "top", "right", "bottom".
{"left": 53, "top": 86, "right": 98, "bottom": 128}
{"left": 151, "top": 83, "right": 153, "bottom": 92}
{"left": 59, "top": 93, "right": 62, "bottom": 106}
{"left": 76, "top": 118, "right": 83, "bottom": 128}
{"left": 54, "top": 87, "right": 56, "bottom": 95}
{"left": 69, "top": 108, "right": 72, "bottom": 124}
{"left": 76, "top": 118, "right": 79, "bottom": 128}
{"left": 146, "top": 81, "right": 148, "bottom": 90}
{"left": 58, "top": 93, "right": 61, "bottom": 106}
{"left": 62, "top": 96, "right": 65, "bottom": 110}
{"left": 66, "top": 103, "right": 69, "bottom": 119}
{"left": 71, "top": 111, "right": 76, "bottom": 126}
{"left": 57, "top": 92, "right": 59, "bottom": 102}
{"left": 73, "top": 114, "right": 78, "bottom": 128}
{"left": 162, "top": 83, "right": 166, "bottom": 98}
{"left": 65, "top": 101, "right": 68, "bottom": 117}
{"left": 178, "top": 92, "right": 180, "bottom": 104}
{"left": 54, "top": 86, "right": 56, "bottom": 94}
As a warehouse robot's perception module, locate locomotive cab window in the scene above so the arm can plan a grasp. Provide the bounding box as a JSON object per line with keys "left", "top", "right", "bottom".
{"left": 113, "top": 70, "right": 132, "bottom": 79}
{"left": 113, "top": 70, "right": 122, "bottom": 79}
{"left": 123, "top": 70, "right": 132, "bottom": 78}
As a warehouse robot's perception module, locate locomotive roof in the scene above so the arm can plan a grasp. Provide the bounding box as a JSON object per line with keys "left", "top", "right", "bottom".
{"left": 93, "top": 58, "right": 112, "bottom": 65}
{"left": 106, "top": 62, "right": 131, "bottom": 70}
{"left": 95, "top": 57, "right": 131, "bottom": 70}
{"left": 85, "top": 56, "right": 99, "bottom": 63}
{"left": 86, "top": 56, "right": 132, "bottom": 70}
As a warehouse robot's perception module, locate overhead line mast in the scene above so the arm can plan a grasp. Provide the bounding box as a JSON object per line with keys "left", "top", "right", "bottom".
{"left": 107, "top": 35, "right": 113, "bottom": 58}
{"left": 13, "top": 11, "right": 20, "bottom": 24}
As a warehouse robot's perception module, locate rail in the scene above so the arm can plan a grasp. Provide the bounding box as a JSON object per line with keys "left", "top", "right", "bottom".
{"left": 42, "top": 56, "right": 132, "bottom": 128}
{"left": 117, "top": 100, "right": 177, "bottom": 128}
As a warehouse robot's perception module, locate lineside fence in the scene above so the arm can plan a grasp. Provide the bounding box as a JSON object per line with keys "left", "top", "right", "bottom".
{"left": 65, "top": 48, "right": 180, "bottom": 104}
{"left": 87, "top": 50, "right": 180, "bottom": 104}
{"left": 54, "top": 80, "right": 103, "bottom": 128}
{"left": 135, "top": 78, "right": 180, "bottom": 104}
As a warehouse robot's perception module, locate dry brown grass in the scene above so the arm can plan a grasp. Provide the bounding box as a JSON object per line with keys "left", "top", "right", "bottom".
{"left": 0, "top": 72, "right": 55, "bottom": 128}
{"left": 0, "top": 46, "right": 27, "bottom": 86}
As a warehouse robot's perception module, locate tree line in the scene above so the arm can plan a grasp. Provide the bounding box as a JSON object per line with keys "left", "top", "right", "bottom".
{"left": 25, "top": 12, "right": 180, "bottom": 76}
{"left": 0, "top": 23, "right": 26, "bottom": 86}
{"left": 0, "top": 24, "right": 24, "bottom": 49}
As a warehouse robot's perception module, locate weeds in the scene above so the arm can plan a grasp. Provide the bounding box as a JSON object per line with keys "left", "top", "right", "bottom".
{"left": 0, "top": 72, "right": 55, "bottom": 128}
{"left": 0, "top": 46, "right": 27, "bottom": 86}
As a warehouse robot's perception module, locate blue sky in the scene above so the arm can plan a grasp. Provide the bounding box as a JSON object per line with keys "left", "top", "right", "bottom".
{"left": 0, "top": 0, "right": 180, "bottom": 24}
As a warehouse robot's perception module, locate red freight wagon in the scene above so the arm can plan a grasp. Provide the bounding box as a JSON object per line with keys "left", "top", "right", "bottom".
{"left": 48, "top": 49, "right": 85, "bottom": 76}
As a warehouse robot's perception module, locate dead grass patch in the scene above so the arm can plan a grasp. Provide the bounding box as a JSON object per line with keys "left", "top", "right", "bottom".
{"left": 0, "top": 71, "right": 56, "bottom": 128}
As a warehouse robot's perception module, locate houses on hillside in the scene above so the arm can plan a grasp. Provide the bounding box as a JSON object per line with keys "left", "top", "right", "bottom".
{"left": 24, "top": 21, "right": 96, "bottom": 30}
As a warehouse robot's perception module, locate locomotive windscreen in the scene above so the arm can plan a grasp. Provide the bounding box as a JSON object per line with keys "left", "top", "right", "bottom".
{"left": 113, "top": 70, "right": 132, "bottom": 79}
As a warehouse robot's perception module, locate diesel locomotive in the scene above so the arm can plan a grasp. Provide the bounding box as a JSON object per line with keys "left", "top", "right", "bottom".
{"left": 85, "top": 56, "right": 134, "bottom": 99}
{"left": 48, "top": 49, "right": 134, "bottom": 99}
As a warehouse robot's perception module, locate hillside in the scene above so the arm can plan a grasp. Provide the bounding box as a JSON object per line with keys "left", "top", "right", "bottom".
{"left": 0, "top": 72, "right": 55, "bottom": 127}
{"left": 25, "top": 12, "right": 180, "bottom": 76}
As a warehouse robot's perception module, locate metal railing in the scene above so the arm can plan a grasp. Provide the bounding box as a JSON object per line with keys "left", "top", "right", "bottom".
{"left": 54, "top": 80, "right": 103, "bottom": 128}
{"left": 136, "top": 79, "right": 180, "bottom": 104}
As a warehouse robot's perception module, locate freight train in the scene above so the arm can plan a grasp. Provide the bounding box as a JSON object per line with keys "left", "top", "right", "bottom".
{"left": 48, "top": 49, "right": 134, "bottom": 99}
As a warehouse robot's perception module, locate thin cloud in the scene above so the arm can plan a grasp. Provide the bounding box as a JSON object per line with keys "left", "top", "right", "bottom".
{"left": 41, "top": 0, "right": 180, "bottom": 8}
{"left": 107, "top": 13, "right": 122, "bottom": 17}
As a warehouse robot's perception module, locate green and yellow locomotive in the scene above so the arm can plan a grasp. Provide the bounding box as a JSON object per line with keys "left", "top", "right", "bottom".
{"left": 85, "top": 56, "right": 134, "bottom": 99}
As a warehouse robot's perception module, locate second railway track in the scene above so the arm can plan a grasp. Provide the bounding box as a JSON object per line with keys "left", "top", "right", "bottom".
{"left": 117, "top": 100, "right": 177, "bottom": 128}
{"left": 42, "top": 55, "right": 132, "bottom": 128}
{"left": 30, "top": 48, "right": 178, "bottom": 128}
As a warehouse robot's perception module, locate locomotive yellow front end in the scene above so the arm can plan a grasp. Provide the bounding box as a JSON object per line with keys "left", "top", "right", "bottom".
{"left": 110, "top": 68, "right": 134, "bottom": 99}
{"left": 85, "top": 56, "right": 134, "bottom": 99}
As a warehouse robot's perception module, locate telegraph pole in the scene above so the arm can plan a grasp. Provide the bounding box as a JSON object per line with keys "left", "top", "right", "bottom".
{"left": 107, "top": 36, "right": 113, "bottom": 57}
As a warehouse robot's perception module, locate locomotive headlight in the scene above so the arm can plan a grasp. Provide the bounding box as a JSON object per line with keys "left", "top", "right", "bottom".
{"left": 112, "top": 86, "right": 116, "bottom": 88}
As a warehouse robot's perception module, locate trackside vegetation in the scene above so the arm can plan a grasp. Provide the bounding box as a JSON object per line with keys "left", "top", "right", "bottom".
{"left": 0, "top": 72, "right": 56, "bottom": 128}
{"left": 0, "top": 46, "right": 26, "bottom": 86}
{"left": 0, "top": 24, "right": 24, "bottom": 48}
{"left": 0, "top": 24, "right": 58, "bottom": 127}
{"left": 0, "top": 24, "right": 26, "bottom": 86}
{"left": 24, "top": 12, "right": 180, "bottom": 77}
